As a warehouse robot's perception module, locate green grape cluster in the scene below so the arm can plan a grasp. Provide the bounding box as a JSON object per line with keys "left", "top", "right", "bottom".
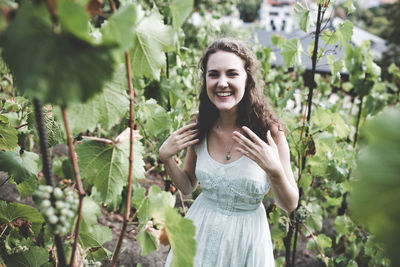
{"left": 33, "top": 185, "right": 78, "bottom": 235}
{"left": 83, "top": 259, "right": 102, "bottom": 267}
{"left": 8, "top": 245, "right": 29, "bottom": 255}
{"left": 295, "top": 205, "right": 310, "bottom": 223}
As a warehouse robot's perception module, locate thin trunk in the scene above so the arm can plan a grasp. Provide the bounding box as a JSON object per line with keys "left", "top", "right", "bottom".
{"left": 33, "top": 99, "right": 66, "bottom": 267}
{"left": 110, "top": 50, "right": 135, "bottom": 267}
{"left": 61, "top": 107, "right": 86, "bottom": 267}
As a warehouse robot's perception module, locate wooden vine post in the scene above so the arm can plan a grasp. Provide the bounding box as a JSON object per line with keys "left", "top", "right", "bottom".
{"left": 33, "top": 99, "right": 67, "bottom": 267}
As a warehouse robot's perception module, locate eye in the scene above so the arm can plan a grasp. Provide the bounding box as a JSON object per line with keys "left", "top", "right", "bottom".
{"left": 208, "top": 72, "right": 219, "bottom": 78}
{"left": 227, "top": 72, "right": 238, "bottom": 77}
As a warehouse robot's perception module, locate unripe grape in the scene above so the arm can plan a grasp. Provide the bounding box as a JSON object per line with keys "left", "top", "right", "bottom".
{"left": 59, "top": 215, "right": 67, "bottom": 223}
{"left": 66, "top": 196, "right": 74, "bottom": 203}
{"left": 43, "top": 185, "right": 53, "bottom": 194}
{"left": 49, "top": 215, "right": 58, "bottom": 224}
{"left": 40, "top": 199, "right": 51, "bottom": 209}
{"left": 44, "top": 207, "right": 55, "bottom": 218}
{"left": 53, "top": 188, "right": 63, "bottom": 199}
{"left": 55, "top": 201, "right": 64, "bottom": 209}
{"left": 95, "top": 262, "right": 101, "bottom": 267}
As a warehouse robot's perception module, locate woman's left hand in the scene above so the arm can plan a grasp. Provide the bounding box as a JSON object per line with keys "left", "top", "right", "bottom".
{"left": 233, "top": 126, "right": 284, "bottom": 179}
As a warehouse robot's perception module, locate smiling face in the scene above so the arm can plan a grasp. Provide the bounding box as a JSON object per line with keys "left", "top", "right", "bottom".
{"left": 205, "top": 51, "right": 247, "bottom": 113}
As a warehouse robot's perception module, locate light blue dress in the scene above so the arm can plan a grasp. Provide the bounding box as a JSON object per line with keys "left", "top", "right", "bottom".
{"left": 165, "top": 137, "right": 275, "bottom": 267}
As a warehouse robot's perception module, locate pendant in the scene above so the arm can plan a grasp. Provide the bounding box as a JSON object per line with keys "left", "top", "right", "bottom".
{"left": 226, "top": 152, "right": 231, "bottom": 160}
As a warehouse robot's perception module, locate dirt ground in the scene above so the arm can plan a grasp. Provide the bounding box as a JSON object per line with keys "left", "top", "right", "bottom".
{"left": 0, "top": 171, "right": 321, "bottom": 267}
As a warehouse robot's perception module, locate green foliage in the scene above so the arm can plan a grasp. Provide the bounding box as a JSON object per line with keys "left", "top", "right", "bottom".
{"left": 170, "top": 0, "right": 194, "bottom": 31}
{"left": 0, "top": 201, "right": 44, "bottom": 224}
{"left": 5, "top": 246, "right": 49, "bottom": 267}
{"left": 66, "top": 63, "right": 130, "bottom": 135}
{"left": 0, "top": 2, "right": 116, "bottom": 105}
{"left": 0, "top": 124, "right": 17, "bottom": 150}
{"left": 349, "top": 107, "right": 400, "bottom": 265}
{"left": 0, "top": 147, "right": 39, "bottom": 196}
{"left": 293, "top": 2, "right": 313, "bottom": 32}
{"left": 281, "top": 38, "right": 303, "bottom": 68}
{"left": 131, "top": 9, "right": 174, "bottom": 80}
{"left": 77, "top": 139, "right": 145, "bottom": 209}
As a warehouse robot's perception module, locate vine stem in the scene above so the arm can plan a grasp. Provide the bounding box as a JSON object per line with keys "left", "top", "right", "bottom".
{"left": 110, "top": 50, "right": 136, "bottom": 267}
{"left": 353, "top": 95, "right": 363, "bottom": 147}
{"left": 61, "top": 107, "right": 86, "bottom": 267}
{"left": 302, "top": 223, "right": 329, "bottom": 267}
{"left": 33, "top": 98, "right": 66, "bottom": 267}
{"left": 287, "top": 4, "right": 324, "bottom": 266}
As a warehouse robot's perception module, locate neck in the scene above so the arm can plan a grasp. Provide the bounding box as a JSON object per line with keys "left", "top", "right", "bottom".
{"left": 216, "top": 109, "right": 239, "bottom": 131}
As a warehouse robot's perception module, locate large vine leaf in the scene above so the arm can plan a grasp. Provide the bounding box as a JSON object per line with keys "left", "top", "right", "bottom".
{"left": 80, "top": 196, "right": 101, "bottom": 233}
{"left": 66, "top": 64, "right": 129, "bottom": 135}
{"left": 137, "top": 230, "right": 158, "bottom": 255}
{"left": 102, "top": 4, "right": 138, "bottom": 51}
{"left": 349, "top": 107, "right": 400, "bottom": 265}
{"left": 293, "top": 2, "right": 313, "bottom": 32}
{"left": 131, "top": 9, "right": 174, "bottom": 80}
{"left": 164, "top": 206, "right": 196, "bottom": 267}
{"left": 0, "top": 2, "right": 116, "bottom": 105}
{"left": 5, "top": 246, "right": 49, "bottom": 267}
{"left": 137, "top": 99, "right": 171, "bottom": 137}
{"left": 0, "top": 147, "right": 39, "bottom": 186}
{"left": 80, "top": 225, "right": 113, "bottom": 250}
{"left": 281, "top": 38, "right": 303, "bottom": 68}
{"left": 0, "top": 124, "right": 18, "bottom": 150}
{"left": 0, "top": 201, "right": 44, "bottom": 224}
{"left": 170, "top": 0, "right": 193, "bottom": 31}
{"left": 76, "top": 140, "right": 145, "bottom": 208}
{"left": 58, "top": 0, "right": 92, "bottom": 43}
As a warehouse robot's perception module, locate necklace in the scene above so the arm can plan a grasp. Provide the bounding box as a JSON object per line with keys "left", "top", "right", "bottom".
{"left": 216, "top": 124, "right": 238, "bottom": 161}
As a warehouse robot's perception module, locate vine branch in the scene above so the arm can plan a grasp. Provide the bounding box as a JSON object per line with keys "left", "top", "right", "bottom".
{"left": 61, "top": 107, "right": 86, "bottom": 267}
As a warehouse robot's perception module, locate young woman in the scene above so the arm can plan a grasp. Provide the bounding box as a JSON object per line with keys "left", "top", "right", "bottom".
{"left": 160, "top": 38, "right": 299, "bottom": 266}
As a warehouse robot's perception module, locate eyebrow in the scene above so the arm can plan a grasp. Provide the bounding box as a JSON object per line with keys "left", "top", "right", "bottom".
{"left": 207, "top": 69, "right": 239, "bottom": 73}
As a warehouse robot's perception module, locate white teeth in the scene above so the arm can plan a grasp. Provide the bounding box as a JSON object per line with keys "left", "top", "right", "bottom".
{"left": 216, "top": 92, "right": 232, "bottom": 97}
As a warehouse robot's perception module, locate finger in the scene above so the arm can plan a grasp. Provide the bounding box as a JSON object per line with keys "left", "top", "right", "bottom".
{"left": 175, "top": 123, "right": 198, "bottom": 135}
{"left": 266, "top": 130, "right": 276, "bottom": 147}
{"left": 241, "top": 126, "right": 262, "bottom": 145}
{"left": 233, "top": 131, "right": 257, "bottom": 151}
{"left": 180, "top": 139, "right": 200, "bottom": 149}
{"left": 180, "top": 132, "right": 199, "bottom": 144}
{"left": 235, "top": 147, "right": 255, "bottom": 161}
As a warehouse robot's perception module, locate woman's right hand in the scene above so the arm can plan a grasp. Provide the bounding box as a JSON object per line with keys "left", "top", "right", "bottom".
{"left": 159, "top": 123, "right": 199, "bottom": 162}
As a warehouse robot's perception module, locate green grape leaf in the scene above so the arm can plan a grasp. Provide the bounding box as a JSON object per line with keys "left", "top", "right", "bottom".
{"left": 80, "top": 196, "right": 101, "bottom": 233}
{"left": 0, "top": 201, "right": 44, "bottom": 224}
{"left": 66, "top": 63, "right": 129, "bottom": 135}
{"left": 16, "top": 178, "right": 38, "bottom": 199}
{"left": 321, "top": 29, "right": 339, "bottom": 45}
{"left": 306, "top": 233, "right": 332, "bottom": 252}
{"left": 349, "top": 107, "right": 400, "bottom": 265}
{"left": 58, "top": 0, "right": 92, "bottom": 43}
{"left": 131, "top": 10, "right": 174, "bottom": 80}
{"left": 6, "top": 246, "right": 49, "bottom": 267}
{"left": 170, "top": 0, "right": 193, "bottom": 31}
{"left": 137, "top": 230, "right": 158, "bottom": 255}
{"left": 335, "top": 20, "right": 353, "bottom": 49}
{"left": 80, "top": 225, "right": 113, "bottom": 249}
{"left": 281, "top": 38, "right": 303, "bottom": 68}
{"left": 0, "top": 147, "right": 39, "bottom": 185}
{"left": 77, "top": 140, "right": 145, "bottom": 208}
{"left": 164, "top": 206, "right": 196, "bottom": 267}
{"left": 327, "top": 54, "right": 344, "bottom": 75}
{"left": 0, "top": 124, "right": 18, "bottom": 150}
{"left": 137, "top": 99, "right": 171, "bottom": 137}
{"left": 293, "top": 2, "right": 313, "bottom": 32}
{"left": 271, "top": 34, "right": 286, "bottom": 49}
{"left": 132, "top": 186, "right": 146, "bottom": 208}
{"left": 102, "top": 4, "right": 138, "bottom": 51}
{"left": 305, "top": 203, "right": 323, "bottom": 231}
{"left": 344, "top": 0, "right": 356, "bottom": 14}
{"left": 0, "top": 2, "right": 116, "bottom": 105}
{"left": 330, "top": 113, "right": 350, "bottom": 138}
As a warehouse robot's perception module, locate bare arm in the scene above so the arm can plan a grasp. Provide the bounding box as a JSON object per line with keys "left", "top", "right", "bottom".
{"left": 159, "top": 123, "right": 199, "bottom": 195}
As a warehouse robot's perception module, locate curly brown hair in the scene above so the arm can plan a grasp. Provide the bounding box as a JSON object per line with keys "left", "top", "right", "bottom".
{"left": 197, "top": 37, "right": 283, "bottom": 142}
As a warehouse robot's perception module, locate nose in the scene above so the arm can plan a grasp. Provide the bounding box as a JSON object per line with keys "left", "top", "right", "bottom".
{"left": 217, "top": 75, "right": 228, "bottom": 88}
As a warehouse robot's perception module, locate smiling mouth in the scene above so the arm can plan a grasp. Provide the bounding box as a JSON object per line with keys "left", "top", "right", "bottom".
{"left": 216, "top": 91, "right": 233, "bottom": 97}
